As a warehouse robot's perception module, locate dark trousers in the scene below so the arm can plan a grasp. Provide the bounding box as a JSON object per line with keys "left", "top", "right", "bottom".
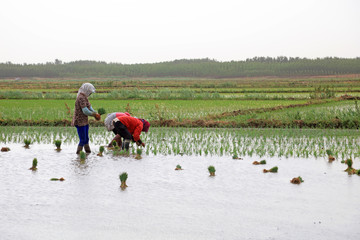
{"left": 113, "top": 121, "right": 132, "bottom": 140}
{"left": 113, "top": 121, "right": 132, "bottom": 150}
{"left": 76, "top": 124, "right": 89, "bottom": 146}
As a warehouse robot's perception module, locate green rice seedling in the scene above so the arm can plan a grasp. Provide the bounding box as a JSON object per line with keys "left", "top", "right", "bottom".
{"left": 175, "top": 164, "right": 182, "bottom": 170}
{"left": 326, "top": 149, "right": 335, "bottom": 161}
{"left": 1, "top": 147, "right": 10, "bottom": 152}
{"left": 291, "top": 176, "right": 304, "bottom": 184}
{"left": 341, "top": 160, "right": 345, "bottom": 164}
{"left": 24, "top": 139, "right": 31, "bottom": 148}
{"left": 344, "top": 159, "right": 356, "bottom": 174}
{"left": 232, "top": 153, "right": 242, "bottom": 160}
{"left": 80, "top": 151, "right": 86, "bottom": 160}
{"left": 97, "top": 108, "right": 106, "bottom": 115}
{"left": 263, "top": 166, "right": 278, "bottom": 173}
{"left": 113, "top": 149, "right": 129, "bottom": 156}
{"left": 54, "top": 140, "right": 62, "bottom": 151}
{"left": 355, "top": 169, "right": 360, "bottom": 175}
{"left": 29, "top": 158, "right": 37, "bottom": 171}
{"left": 50, "top": 177, "right": 65, "bottom": 181}
{"left": 260, "top": 160, "right": 266, "bottom": 164}
{"left": 346, "top": 158, "right": 353, "bottom": 168}
{"left": 119, "top": 172, "right": 128, "bottom": 189}
{"left": 97, "top": 146, "right": 105, "bottom": 156}
{"left": 135, "top": 148, "right": 143, "bottom": 160}
{"left": 208, "top": 165, "right": 216, "bottom": 176}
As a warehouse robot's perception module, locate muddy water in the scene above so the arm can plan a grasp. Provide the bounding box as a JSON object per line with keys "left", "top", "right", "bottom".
{"left": 1, "top": 143, "right": 360, "bottom": 240}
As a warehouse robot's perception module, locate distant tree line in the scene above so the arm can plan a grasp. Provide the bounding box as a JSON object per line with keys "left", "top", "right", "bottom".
{"left": 1, "top": 57, "right": 360, "bottom": 78}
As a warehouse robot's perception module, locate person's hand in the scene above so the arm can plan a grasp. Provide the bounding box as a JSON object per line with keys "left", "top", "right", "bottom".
{"left": 136, "top": 141, "right": 145, "bottom": 147}
{"left": 94, "top": 113, "right": 101, "bottom": 121}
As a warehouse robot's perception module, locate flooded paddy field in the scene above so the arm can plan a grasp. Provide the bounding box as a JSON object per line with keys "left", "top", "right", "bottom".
{"left": 1, "top": 127, "right": 360, "bottom": 240}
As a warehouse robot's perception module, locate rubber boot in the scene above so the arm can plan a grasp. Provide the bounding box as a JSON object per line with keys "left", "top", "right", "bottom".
{"left": 123, "top": 139, "right": 130, "bottom": 151}
{"left": 84, "top": 144, "right": 91, "bottom": 153}
{"left": 76, "top": 145, "right": 83, "bottom": 154}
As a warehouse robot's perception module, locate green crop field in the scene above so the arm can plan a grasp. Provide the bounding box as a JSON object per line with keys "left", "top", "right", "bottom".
{"left": 0, "top": 76, "right": 360, "bottom": 128}
{"left": 0, "top": 99, "right": 309, "bottom": 121}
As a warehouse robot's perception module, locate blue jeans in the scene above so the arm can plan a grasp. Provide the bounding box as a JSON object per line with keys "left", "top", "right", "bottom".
{"left": 76, "top": 125, "right": 89, "bottom": 146}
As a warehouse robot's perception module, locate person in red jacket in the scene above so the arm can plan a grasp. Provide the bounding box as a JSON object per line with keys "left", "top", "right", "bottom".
{"left": 112, "top": 115, "right": 150, "bottom": 150}
{"left": 104, "top": 112, "right": 131, "bottom": 147}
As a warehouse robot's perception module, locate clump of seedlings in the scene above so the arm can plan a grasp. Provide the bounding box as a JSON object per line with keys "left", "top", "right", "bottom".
{"left": 54, "top": 140, "right": 62, "bottom": 151}
{"left": 135, "top": 148, "right": 142, "bottom": 160}
{"left": 356, "top": 169, "right": 360, "bottom": 175}
{"left": 113, "top": 149, "right": 129, "bottom": 156}
{"left": 97, "top": 146, "right": 105, "bottom": 156}
{"left": 253, "top": 160, "right": 266, "bottom": 165}
{"left": 1, "top": 147, "right": 10, "bottom": 152}
{"left": 50, "top": 178, "right": 65, "bottom": 181}
{"left": 290, "top": 176, "right": 304, "bottom": 184}
{"left": 344, "top": 158, "right": 356, "bottom": 174}
{"left": 263, "top": 166, "right": 278, "bottom": 173}
{"left": 109, "top": 140, "right": 119, "bottom": 150}
{"left": 79, "top": 151, "right": 86, "bottom": 160}
{"left": 232, "top": 153, "right": 242, "bottom": 160}
{"left": 119, "top": 172, "right": 128, "bottom": 190}
{"left": 24, "top": 139, "right": 31, "bottom": 148}
{"left": 29, "top": 158, "right": 37, "bottom": 171}
{"left": 326, "top": 149, "right": 335, "bottom": 162}
{"left": 175, "top": 164, "right": 183, "bottom": 170}
{"left": 98, "top": 108, "right": 106, "bottom": 115}
{"left": 208, "top": 165, "right": 216, "bottom": 176}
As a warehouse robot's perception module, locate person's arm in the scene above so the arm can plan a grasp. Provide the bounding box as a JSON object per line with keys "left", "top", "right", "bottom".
{"left": 89, "top": 105, "right": 97, "bottom": 113}
{"left": 133, "top": 124, "right": 145, "bottom": 147}
{"left": 82, "top": 107, "right": 101, "bottom": 120}
{"left": 82, "top": 107, "right": 94, "bottom": 116}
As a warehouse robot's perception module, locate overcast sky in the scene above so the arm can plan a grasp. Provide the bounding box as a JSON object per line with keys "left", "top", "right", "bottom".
{"left": 0, "top": 0, "right": 359, "bottom": 64}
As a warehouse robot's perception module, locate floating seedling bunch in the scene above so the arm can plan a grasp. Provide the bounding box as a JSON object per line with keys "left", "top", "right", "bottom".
{"left": 1, "top": 147, "right": 10, "bottom": 152}
{"left": 50, "top": 178, "right": 65, "bottom": 181}
{"left": 175, "top": 164, "right": 182, "bottom": 170}
{"left": 135, "top": 148, "right": 143, "bottom": 160}
{"left": 54, "top": 140, "right": 62, "bottom": 151}
{"left": 24, "top": 139, "right": 31, "bottom": 148}
{"left": 344, "top": 159, "right": 356, "bottom": 174}
{"left": 290, "top": 176, "right": 304, "bottom": 184}
{"left": 29, "top": 158, "right": 37, "bottom": 171}
{"left": 263, "top": 166, "right": 278, "bottom": 173}
{"left": 208, "top": 165, "right": 216, "bottom": 176}
{"left": 326, "top": 149, "right": 335, "bottom": 161}
{"left": 253, "top": 160, "right": 266, "bottom": 165}
{"left": 119, "top": 172, "right": 128, "bottom": 190}
{"left": 97, "top": 146, "right": 105, "bottom": 156}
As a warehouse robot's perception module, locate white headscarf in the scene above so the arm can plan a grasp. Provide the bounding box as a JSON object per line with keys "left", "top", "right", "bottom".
{"left": 77, "top": 83, "right": 96, "bottom": 97}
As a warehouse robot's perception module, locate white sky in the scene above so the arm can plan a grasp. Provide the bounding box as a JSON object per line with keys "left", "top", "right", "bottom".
{"left": 0, "top": 0, "right": 359, "bottom": 64}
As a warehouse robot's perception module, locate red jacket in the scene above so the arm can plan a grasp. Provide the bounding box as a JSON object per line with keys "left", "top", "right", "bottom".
{"left": 117, "top": 116, "right": 143, "bottom": 142}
